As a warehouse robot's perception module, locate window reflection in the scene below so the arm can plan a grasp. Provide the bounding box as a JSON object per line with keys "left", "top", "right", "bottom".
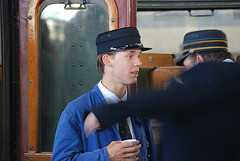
{"left": 41, "top": 4, "right": 79, "bottom": 21}
{"left": 39, "top": 3, "right": 108, "bottom": 151}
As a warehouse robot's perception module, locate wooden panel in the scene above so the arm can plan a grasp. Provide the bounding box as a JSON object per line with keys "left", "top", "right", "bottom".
{"left": 105, "top": 0, "right": 119, "bottom": 30}
{"left": 236, "top": 55, "right": 240, "bottom": 62}
{"left": 24, "top": 153, "right": 52, "bottom": 161}
{"left": 151, "top": 66, "right": 185, "bottom": 91}
{"left": 0, "top": 65, "right": 2, "bottom": 83}
{"left": 140, "top": 53, "right": 176, "bottom": 68}
{"left": 27, "top": 0, "right": 41, "bottom": 152}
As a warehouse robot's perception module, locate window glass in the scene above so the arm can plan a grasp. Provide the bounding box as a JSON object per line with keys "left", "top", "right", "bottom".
{"left": 39, "top": 3, "right": 108, "bottom": 151}
{"left": 137, "top": 10, "right": 240, "bottom": 60}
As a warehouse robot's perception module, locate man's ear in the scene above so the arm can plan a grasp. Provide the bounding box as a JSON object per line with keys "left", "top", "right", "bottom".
{"left": 102, "top": 54, "right": 112, "bottom": 67}
{"left": 196, "top": 55, "right": 205, "bottom": 64}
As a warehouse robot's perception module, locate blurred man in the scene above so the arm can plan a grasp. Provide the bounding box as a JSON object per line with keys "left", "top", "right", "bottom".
{"left": 176, "top": 29, "right": 235, "bottom": 69}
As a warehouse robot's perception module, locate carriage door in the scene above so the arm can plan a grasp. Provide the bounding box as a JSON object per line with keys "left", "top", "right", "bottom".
{"left": 25, "top": 0, "right": 118, "bottom": 160}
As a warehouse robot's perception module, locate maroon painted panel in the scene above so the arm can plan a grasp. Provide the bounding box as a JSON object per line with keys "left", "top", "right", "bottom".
{"left": 116, "top": 0, "right": 137, "bottom": 28}
{"left": 19, "top": 0, "right": 29, "bottom": 160}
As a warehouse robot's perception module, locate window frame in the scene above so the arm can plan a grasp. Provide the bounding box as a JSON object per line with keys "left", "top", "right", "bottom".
{"left": 25, "top": 0, "right": 118, "bottom": 157}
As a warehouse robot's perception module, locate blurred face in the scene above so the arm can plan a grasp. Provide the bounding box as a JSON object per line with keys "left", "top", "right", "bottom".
{"left": 183, "top": 56, "right": 195, "bottom": 70}
{"left": 183, "top": 54, "right": 205, "bottom": 70}
{"left": 108, "top": 49, "right": 142, "bottom": 85}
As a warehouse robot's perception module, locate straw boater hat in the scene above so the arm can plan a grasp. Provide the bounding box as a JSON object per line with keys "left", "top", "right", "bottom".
{"left": 176, "top": 29, "right": 228, "bottom": 66}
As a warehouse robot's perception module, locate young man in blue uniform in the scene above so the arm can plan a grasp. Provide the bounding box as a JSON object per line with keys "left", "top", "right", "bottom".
{"left": 84, "top": 29, "right": 240, "bottom": 161}
{"left": 51, "top": 27, "right": 157, "bottom": 161}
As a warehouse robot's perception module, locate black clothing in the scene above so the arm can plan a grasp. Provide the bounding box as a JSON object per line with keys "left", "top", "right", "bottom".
{"left": 92, "top": 62, "right": 240, "bottom": 161}
{"left": 118, "top": 118, "right": 132, "bottom": 140}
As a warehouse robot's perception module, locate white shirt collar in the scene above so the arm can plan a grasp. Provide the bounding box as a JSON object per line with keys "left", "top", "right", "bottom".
{"left": 98, "top": 80, "right": 127, "bottom": 105}
{"left": 222, "top": 58, "right": 235, "bottom": 63}
{"left": 98, "top": 81, "right": 135, "bottom": 138}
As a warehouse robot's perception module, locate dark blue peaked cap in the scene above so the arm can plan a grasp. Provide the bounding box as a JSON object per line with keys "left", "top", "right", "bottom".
{"left": 176, "top": 29, "right": 228, "bottom": 66}
{"left": 96, "top": 27, "right": 152, "bottom": 55}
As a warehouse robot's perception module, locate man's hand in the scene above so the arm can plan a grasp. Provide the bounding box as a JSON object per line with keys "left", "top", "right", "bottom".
{"left": 84, "top": 112, "right": 101, "bottom": 137}
{"left": 107, "top": 140, "right": 141, "bottom": 161}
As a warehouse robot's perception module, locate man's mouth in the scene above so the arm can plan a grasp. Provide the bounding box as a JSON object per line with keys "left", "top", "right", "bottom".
{"left": 131, "top": 71, "right": 139, "bottom": 77}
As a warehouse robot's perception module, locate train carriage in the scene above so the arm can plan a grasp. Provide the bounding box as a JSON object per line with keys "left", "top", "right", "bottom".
{"left": 1, "top": 0, "right": 240, "bottom": 161}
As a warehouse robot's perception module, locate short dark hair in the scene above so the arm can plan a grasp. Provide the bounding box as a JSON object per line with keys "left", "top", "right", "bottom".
{"left": 96, "top": 51, "right": 116, "bottom": 74}
{"left": 187, "top": 50, "right": 235, "bottom": 63}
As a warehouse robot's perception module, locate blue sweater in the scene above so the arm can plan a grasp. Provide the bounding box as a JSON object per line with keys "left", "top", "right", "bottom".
{"left": 51, "top": 85, "right": 157, "bottom": 161}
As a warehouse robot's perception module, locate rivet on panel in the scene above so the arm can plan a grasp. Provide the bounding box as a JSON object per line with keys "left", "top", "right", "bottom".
{"left": 79, "top": 25, "right": 83, "bottom": 30}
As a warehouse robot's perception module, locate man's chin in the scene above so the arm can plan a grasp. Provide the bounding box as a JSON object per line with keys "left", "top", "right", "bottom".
{"left": 129, "top": 80, "right": 138, "bottom": 85}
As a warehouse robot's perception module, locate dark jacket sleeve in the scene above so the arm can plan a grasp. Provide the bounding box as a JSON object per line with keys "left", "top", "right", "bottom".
{"left": 93, "top": 62, "right": 240, "bottom": 129}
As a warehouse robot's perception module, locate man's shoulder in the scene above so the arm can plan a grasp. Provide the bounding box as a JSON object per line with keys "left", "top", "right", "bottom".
{"left": 195, "top": 61, "right": 240, "bottom": 71}
{"left": 178, "top": 61, "right": 240, "bottom": 90}
{"left": 182, "top": 61, "right": 240, "bottom": 78}
{"left": 64, "top": 85, "right": 104, "bottom": 114}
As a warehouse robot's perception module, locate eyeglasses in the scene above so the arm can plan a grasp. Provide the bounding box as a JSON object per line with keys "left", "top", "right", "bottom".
{"left": 110, "top": 43, "right": 143, "bottom": 51}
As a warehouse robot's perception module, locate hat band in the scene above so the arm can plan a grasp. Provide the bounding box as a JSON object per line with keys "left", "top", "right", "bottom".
{"left": 183, "top": 39, "right": 227, "bottom": 47}
{"left": 183, "top": 46, "right": 228, "bottom": 54}
{"left": 110, "top": 43, "right": 143, "bottom": 51}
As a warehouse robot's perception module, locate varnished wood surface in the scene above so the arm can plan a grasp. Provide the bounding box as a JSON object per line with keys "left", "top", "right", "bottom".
{"left": 24, "top": 152, "right": 52, "bottom": 161}
{"left": 105, "top": 0, "right": 119, "bottom": 30}
{"left": 140, "top": 53, "right": 176, "bottom": 68}
{"left": 27, "top": 0, "right": 41, "bottom": 152}
{"left": 151, "top": 66, "right": 186, "bottom": 91}
{"left": 236, "top": 55, "right": 240, "bottom": 62}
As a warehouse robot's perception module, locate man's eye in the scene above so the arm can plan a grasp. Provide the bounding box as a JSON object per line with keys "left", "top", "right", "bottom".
{"left": 128, "top": 55, "right": 132, "bottom": 58}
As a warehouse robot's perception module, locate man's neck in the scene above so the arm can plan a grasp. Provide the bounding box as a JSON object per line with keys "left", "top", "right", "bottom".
{"left": 101, "top": 78, "right": 126, "bottom": 99}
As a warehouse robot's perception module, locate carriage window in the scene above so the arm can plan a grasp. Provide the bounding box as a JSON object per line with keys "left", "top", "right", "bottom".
{"left": 39, "top": 3, "right": 108, "bottom": 152}
{"left": 137, "top": 9, "right": 240, "bottom": 60}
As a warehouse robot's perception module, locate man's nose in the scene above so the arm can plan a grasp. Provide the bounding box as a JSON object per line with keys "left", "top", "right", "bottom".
{"left": 134, "top": 58, "right": 142, "bottom": 66}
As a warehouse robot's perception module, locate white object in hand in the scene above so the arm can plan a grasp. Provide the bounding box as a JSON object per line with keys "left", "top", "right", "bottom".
{"left": 121, "top": 139, "right": 137, "bottom": 159}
